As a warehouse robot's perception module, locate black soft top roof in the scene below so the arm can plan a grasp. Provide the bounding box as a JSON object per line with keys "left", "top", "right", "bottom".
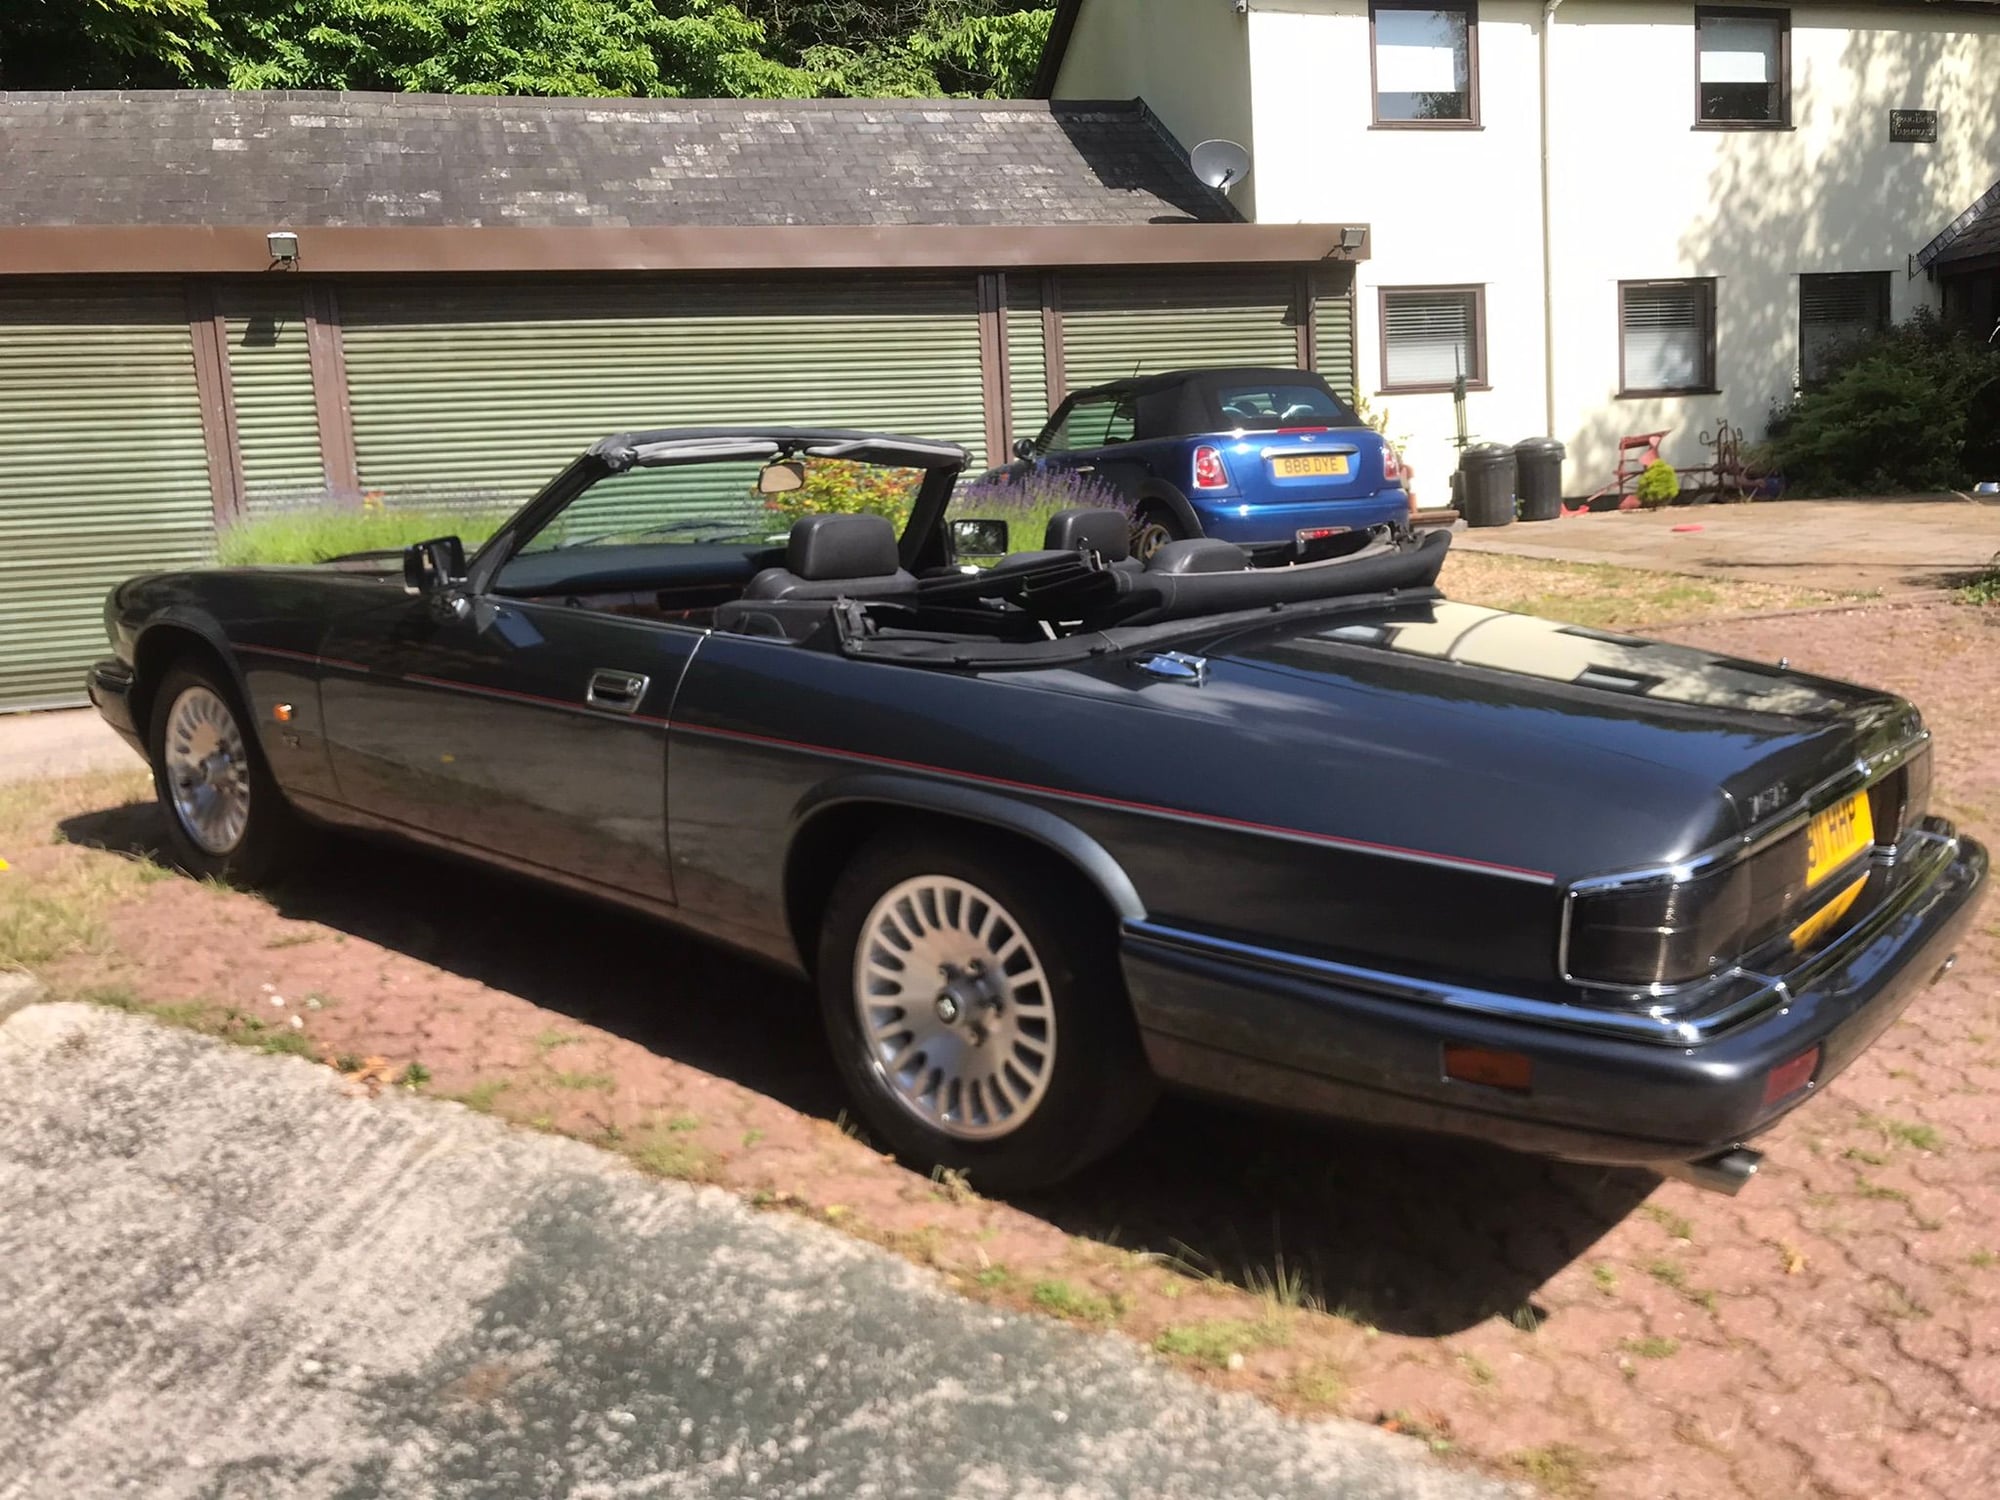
{"left": 1062, "top": 366, "right": 1326, "bottom": 404}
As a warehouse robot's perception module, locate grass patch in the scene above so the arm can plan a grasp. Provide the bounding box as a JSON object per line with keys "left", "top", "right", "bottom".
{"left": 1970, "top": 1250, "right": 1997, "bottom": 1270}
{"left": 396, "top": 1061, "right": 431, "bottom": 1089}
{"left": 1507, "top": 1443, "right": 1597, "bottom": 1498}
{"left": 1153, "top": 1316, "right": 1289, "bottom": 1369}
{"left": 1590, "top": 1264, "right": 1618, "bottom": 1294}
{"left": 532, "top": 1029, "right": 581, "bottom": 1055}
{"left": 215, "top": 505, "right": 500, "bottom": 567}
{"left": 1285, "top": 1360, "right": 1347, "bottom": 1407}
{"left": 1869, "top": 1116, "right": 1944, "bottom": 1153}
{"left": 1621, "top": 1335, "right": 1680, "bottom": 1360}
{"left": 450, "top": 1079, "right": 511, "bottom": 1113}
{"left": 1854, "top": 1176, "right": 1910, "bottom": 1204}
{"left": 1456, "top": 1351, "right": 1496, "bottom": 1386}
{"left": 1030, "top": 1279, "right": 1124, "bottom": 1325}
{"left": 631, "top": 1129, "right": 720, "bottom": 1184}
{"left": 1646, "top": 1259, "right": 1688, "bottom": 1293}
{"left": 1439, "top": 551, "right": 1853, "bottom": 631}
{"left": 1639, "top": 1203, "right": 1694, "bottom": 1241}
{"left": 548, "top": 1070, "right": 615, "bottom": 1093}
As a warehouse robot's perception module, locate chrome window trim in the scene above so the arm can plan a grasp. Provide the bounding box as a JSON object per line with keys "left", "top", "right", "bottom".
{"left": 1557, "top": 731, "right": 1929, "bottom": 992}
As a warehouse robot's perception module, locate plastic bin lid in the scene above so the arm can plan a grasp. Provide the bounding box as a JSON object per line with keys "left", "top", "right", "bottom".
{"left": 1513, "top": 435, "right": 1565, "bottom": 454}
{"left": 1457, "top": 441, "right": 1513, "bottom": 468}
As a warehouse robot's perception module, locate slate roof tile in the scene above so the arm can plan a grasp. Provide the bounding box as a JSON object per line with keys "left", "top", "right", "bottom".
{"left": 0, "top": 90, "right": 1233, "bottom": 229}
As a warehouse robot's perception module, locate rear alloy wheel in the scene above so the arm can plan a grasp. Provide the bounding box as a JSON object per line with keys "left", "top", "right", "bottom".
{"left": 147, "top": 660, "right": 309, "bottom": 884}
{"left": 819, "top": 834, "right": 1156, "bottom": 1191}
{"left": 1130, "top": 507, "right": 1182, "bottom": 562}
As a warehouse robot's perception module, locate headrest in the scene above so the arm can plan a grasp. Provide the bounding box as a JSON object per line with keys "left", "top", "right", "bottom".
{"left": 1042, "top": 507, "right": 1131, "bottom": 562}
{"left": 1147, "top": 538, "right": 1246, "bottom": 575}
{"left": 787, "top": 513, "right": 900, "bottom": 581}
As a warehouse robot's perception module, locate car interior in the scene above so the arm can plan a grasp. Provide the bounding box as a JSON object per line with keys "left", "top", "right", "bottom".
{"left": 480, "top": 441, "right": 1449, "bottom": 660}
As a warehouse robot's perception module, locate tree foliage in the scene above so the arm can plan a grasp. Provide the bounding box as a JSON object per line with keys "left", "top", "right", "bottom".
{"left": 0, "top": 0, "right": 1054, "bottom": 97}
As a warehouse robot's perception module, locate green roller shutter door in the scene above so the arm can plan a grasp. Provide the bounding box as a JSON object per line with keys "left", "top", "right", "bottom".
{"left": 1003, "top": 278, "right": 1049, "bottom": 449}
{"left": 1312, "top": 267, "right": 1358, "bottom": 404}
{"left": 1058, "top": 270, "right": 1302, "bottom": 393}
{"left": 218, "top": 286, "right": 324, "bottom": 511}
{"left": 0, "top": 290, "right": 214, "bottom": 712}
{"left": 341, "top": 278, "right": 990, "bottom": 516}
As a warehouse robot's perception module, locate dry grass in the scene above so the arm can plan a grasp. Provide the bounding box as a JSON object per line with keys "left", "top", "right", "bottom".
{"left": 1439, "top": 551, "right": 1857, "bottom": 630}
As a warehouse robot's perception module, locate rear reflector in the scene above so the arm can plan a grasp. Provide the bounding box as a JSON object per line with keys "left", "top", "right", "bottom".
{"left": 1296, "top": 526, "right": 1350, "bottom": 542}
{"left": 1762, "top": 1045, "right": 1820, "bottom": 1106}
{"left": 1442, "top": 1045, "right": 1533, "bottom": 1093}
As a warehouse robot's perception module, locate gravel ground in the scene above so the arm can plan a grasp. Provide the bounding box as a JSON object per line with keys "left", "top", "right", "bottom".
{"left": 0, "top": 1001, "right": 1509, "bottom": 1500}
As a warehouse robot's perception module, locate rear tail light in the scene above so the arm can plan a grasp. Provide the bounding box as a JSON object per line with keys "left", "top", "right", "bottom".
{"left": 1192, "top": 445, "right": 1229, "bottom": 490}
{"left": 1382, "top": 445, "right": 1404, "bottom": 485}
{"left": 1565, "top": 829, "right": 1814, "bottom": 990}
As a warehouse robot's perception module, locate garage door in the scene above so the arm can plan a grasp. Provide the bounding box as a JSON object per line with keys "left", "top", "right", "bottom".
{"left": 0, "top": 290, "right": 214, "bottom": 711}
{"left": 217, "top": 285, "right": 325, "bottom": 512}
{"left": 340, "top": 277, "right": 990, "bottom": 517}
{"left": 1057, "top": 270, "right": 1303, "bottom": 394}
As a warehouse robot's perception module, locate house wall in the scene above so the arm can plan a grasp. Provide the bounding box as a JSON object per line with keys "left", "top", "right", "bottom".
{"left": 1053, "top": 0, "right": 1262, "bottom": 217}
{"left": 1063, "top": 0, "right": 2000, "bottom": 501}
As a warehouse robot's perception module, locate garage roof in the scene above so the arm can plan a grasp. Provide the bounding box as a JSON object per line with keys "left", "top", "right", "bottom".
{"left": 1916, "top": 179, "right": 2000, "bottom": 273}
{"left": 0, "top": 90, "right": 1369, "bottom": 276}
{"left": 1, "top": 90, "right": 1231, "bottom": 231}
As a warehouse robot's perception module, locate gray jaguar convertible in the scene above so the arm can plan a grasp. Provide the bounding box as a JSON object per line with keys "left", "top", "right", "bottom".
{"left": 89, "top": 428, "right": 1986, "bottom": 1193}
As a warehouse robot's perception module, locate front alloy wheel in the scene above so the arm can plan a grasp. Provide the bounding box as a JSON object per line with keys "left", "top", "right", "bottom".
{"left": 147, "top": 659, "right": 308, "bottom": 884}
{"left": 163, "top": 684, "right": 252, "bottom": 856}
{"left": 854, "top": 875, "right": 1058, "bottom": 1140}
{"left": 819, "top": 833, "right": 1156, "bottom": 1191}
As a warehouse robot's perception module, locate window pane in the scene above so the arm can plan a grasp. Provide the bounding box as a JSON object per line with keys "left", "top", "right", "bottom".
{"left": 1622, "top": 284, "right": 1709, "bottom": 392}
{"left": 1699, "top": 14, "right": 1781, "bottom": 121}
{"left": 517, "top": 460, "right": 786, "bottom": 554}
{"left": 1375, "top": 8, "right": 1472, "bottom": 122}
{"left": 1800, "top": 272, "right": 1889, "bottom": 383}
{"left": 1216, "top": 382, "right": 1360, "bottom": 430}
{"left": 1384, "top": 289, "right": 1479, "bottom": 387}
{"left": 1049, "top": 398, "right": 1116, "bottom": 451}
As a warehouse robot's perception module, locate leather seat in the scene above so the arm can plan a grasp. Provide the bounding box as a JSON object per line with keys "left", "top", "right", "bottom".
{"left": 988, "top": 507, "right": 1138, "bottom": 576}
{"left": 742, "top": 514, "right": 919, "bottom": 601}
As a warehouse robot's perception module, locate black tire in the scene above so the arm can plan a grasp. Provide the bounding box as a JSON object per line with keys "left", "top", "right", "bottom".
{"left": 1130, "top": 504, "right": 1185, "bottom": 562}
{"left": 817, "top": 830, "right": 1157, "bottom": 1192}
{"left": 147, "top": 657, "right": 311, "bottom": 884}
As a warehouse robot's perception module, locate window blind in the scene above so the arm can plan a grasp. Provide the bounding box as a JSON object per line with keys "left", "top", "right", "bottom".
{"left": 1383, "top": 289, "right": 1478, "bottom": 387}
{"left": 1622, "top": 283, "right": 1710, "bottom": 391}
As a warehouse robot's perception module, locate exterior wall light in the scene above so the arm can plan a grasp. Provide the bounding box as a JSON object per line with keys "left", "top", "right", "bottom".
{"left": 267, "top": 231, "right": 300, "bottom": 265}
{"left": 1340, "top": 226, "right": 1367, "bottom": 252}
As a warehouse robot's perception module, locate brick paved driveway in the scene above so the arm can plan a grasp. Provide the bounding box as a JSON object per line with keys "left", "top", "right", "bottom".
{"left": 10, "top": 597, "right": 2000, "bottom": 1498}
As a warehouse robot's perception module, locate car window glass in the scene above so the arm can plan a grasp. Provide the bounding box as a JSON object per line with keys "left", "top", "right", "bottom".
{"left": 1101, "top": 396, "right": 1138, "bottom": 445}
{"left": 1215, "top": 382, "right": 1360, "bottom": 431}
{"left": 1045, "top": 397, "right": 1118, "bottom": 452}
{"left": 514, "top": 459, "right": 920, "bottom": 555}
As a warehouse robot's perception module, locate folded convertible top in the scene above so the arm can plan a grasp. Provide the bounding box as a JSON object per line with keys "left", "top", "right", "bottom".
{"left": 1098, "top": 528, "right": 1451, "bottom": 628}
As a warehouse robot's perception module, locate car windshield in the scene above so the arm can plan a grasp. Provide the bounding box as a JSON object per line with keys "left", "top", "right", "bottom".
{"left": 1215, "top": 381, "right": 1360, "bottom": 432}
{"left": 516, "top": 457, "right": 925, "bottom": 555}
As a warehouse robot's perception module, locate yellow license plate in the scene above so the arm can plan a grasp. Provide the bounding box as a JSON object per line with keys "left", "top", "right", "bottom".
{"left": 1791, "top": 874, "right": 1868, "bottom": 950}
{"left": 1272, "top": 454, "right": 1349, "bottom": 478}
{"left": 1805, "top": 792, "right": 1874, "bottom": 889}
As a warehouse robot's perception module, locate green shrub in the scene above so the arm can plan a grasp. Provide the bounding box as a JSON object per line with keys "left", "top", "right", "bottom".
{"left": 764, "top": 460, "right": 923, "bottom": 533}
{"left": 1761, "top": 309, "right": 2000, "bottom": 495}
{"left": 217, "top": 504, "right": 501, "bottom": 566}
{"left": 1634, "top": 460, "right": 1681, "bottom": 509}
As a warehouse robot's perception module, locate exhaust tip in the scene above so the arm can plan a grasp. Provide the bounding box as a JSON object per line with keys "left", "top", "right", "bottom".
{"left": 1666, "top": 1146, "right": 1763, "bottom": 1196}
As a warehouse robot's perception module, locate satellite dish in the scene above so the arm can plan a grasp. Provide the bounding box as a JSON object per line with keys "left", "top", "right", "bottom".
{"left": 1190, "top": 138, "right": 1251, "bottom": 193}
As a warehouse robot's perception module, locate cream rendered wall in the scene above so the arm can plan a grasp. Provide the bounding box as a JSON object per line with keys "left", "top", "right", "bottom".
{"left": 1246, "top": 0, "right": 1550, "bottom": 505}
{"left": 1052, "top": 0, "right": 1261, "bottom": 216}
{"left": 1547, "top": 5, "right": 2000, "bottom": 483}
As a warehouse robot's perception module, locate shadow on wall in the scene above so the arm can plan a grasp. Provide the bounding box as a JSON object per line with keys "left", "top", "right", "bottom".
{"left": 62, "top": 797, "right": 1651, "bottom": 1338}
{"left": 1566, "top": 20, "right": 2000, "bottom": 491}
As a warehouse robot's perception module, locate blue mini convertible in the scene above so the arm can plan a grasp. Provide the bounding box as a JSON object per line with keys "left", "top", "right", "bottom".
{"left": 983, "top": 366, "right": 1411, "bottom": 561}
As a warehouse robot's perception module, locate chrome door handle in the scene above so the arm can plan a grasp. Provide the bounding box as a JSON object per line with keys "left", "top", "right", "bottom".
{"left": 585, "top": 669, "right": 649, "bottom": 715}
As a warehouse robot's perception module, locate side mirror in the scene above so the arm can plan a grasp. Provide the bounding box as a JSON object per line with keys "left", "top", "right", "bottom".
{"left": 1012, "top": 437, "right": 1037, "bottom": 460}
{"left": 403, "top": 535, "right": 468, "bottom": 597}
{"left": 949, "top": 517, "right": 1010, "bottom": 559}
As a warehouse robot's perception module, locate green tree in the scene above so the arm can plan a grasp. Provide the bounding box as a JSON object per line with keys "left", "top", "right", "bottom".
{"left": 748, "top": 2, "right": 1050, "bottom": 96}
{"left": 1, "top": 0, "right": 218, "bottom": 87}
{"left": 206, "top": 0, "right": 792, "bottom": 96}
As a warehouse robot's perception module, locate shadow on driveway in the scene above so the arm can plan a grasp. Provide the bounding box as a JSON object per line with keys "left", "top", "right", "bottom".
{"left": 63, "top": 801, "right": 1654, "bottom": 1338}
